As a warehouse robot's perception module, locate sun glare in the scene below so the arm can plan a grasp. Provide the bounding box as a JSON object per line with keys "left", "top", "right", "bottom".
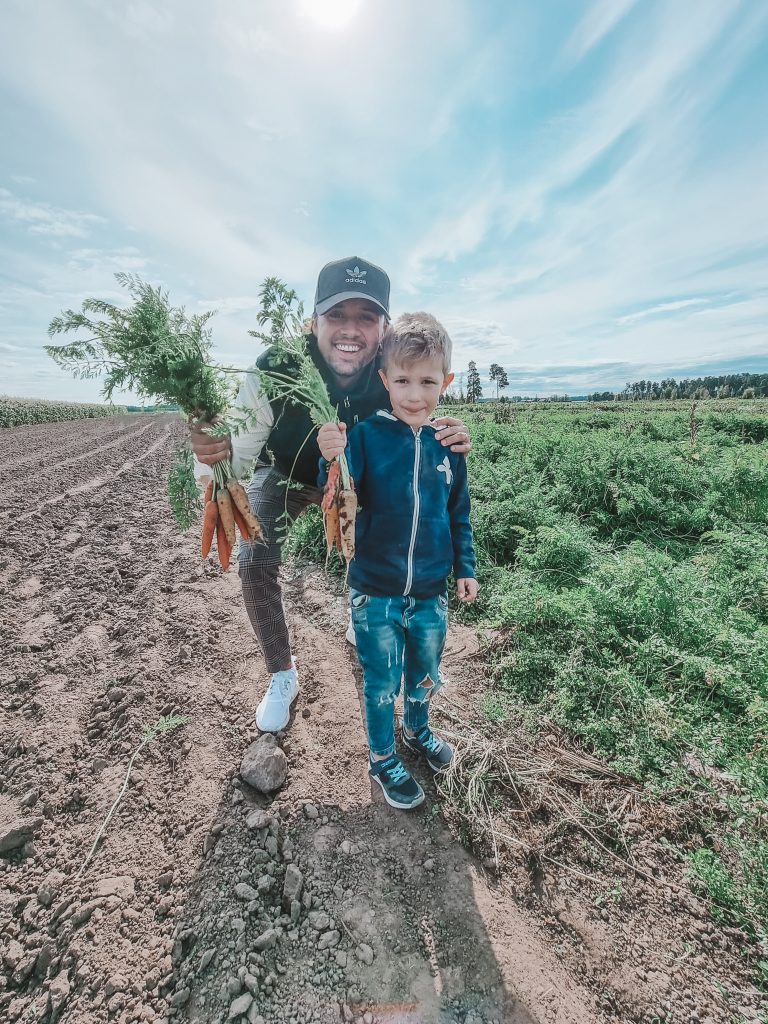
{"left": 298, "top": 0, "right": 362, "bottom": 31}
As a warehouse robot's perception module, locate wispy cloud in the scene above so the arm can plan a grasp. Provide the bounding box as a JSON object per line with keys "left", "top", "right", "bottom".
{"left": 616, "top": 299, "right": 709, "bottom": 325}
{"left": 0, "top": 186, "right": 106, "bottom": 237}
{"left": 563, "top": 0, "right": 641, "bottom": 65}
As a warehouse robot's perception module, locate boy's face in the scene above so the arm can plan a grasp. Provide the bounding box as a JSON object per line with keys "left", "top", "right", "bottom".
{"left": 378, "top": 355, "right": 454, "bottom": 429}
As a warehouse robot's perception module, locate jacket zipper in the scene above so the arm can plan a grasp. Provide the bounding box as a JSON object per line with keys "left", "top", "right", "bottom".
{"left": 403, "top": 428, "right": 421, "bottom": 595}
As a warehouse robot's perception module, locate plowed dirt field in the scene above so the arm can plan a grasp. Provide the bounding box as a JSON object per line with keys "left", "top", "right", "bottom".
{"left": 1, "top": 415, "right": 763, "bottom": 1024}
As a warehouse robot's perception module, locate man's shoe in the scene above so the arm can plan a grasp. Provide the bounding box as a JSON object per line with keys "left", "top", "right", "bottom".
{"left": 255, "top": 664, "right": 299, "bottom": 732}
{"left": 402, "top": 726, "right": 454, "bottom": 771}
{"left": 368, "top": 755, "right": 425, "bottom": 810}
{"left": 345, "top": 619, "right": 356, "bottom": 646}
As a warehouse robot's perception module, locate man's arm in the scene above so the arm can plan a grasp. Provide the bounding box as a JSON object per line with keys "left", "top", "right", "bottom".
{"left": 447, "top": 455, "right": 477, "bottom": 598}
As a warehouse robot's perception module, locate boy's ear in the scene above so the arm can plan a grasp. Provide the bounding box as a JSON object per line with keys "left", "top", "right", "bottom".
{"left": 378, "top": 368, "right": 390, "bottom": 391}
{"left": 441, "top": 373, "right": 455, "bottom": 392}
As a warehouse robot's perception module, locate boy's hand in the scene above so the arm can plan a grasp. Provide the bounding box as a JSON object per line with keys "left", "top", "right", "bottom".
{"left": 456, "top": 578, "right": 478, "bottom": 603}
{"left": 317, "top": 421, "right": 347, "bottom": 462}
{"left": 432, "top": 415, "right": 471, "bottom": 454}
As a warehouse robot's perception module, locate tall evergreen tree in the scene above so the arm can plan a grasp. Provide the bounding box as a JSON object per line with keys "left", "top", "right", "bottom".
{"left": 466, "top": 361, "right": 483, "bottom": 403}
{"left": 489, "top": 363, "right": 510, "bottom": 399}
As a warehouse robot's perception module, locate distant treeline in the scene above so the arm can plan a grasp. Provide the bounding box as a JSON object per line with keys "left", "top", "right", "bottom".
{"left": 125, "top": 403, "right": 180, "bottom": 413}
{"left": 589, "top": 372, "right": 768, "bottom": 402}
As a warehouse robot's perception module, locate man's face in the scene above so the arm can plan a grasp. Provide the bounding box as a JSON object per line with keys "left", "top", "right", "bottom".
{"left": 313, "top": 299, "right": 387, "bottom": 384}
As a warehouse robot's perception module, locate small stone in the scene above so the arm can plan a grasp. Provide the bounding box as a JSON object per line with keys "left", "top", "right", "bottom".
{"left": 37, "top": 870, "right": 65, "bottom": 907}
{"left": 336, "top": 951, "right": 348, "bottom": 967}
{"left": 157, "top": 871, "right": 174, "bottom": 889}
{"left": 303, "top": 802, "right": 319, "bottom": 819}
{"left": 235, "top": 883, "right": 260, "bottom": 901}
{"left": 423, "top": 858, "right": 435, "bottom": 872}
{"left": 95, "top": 875, "right": 135, "bottom": 899}
{"left": 309, "top": 910, "right": 330, "bottom": 931}
{"left": 364, "top": 1014, "right": 374, "bottom": 1024}
{"left": 245, "top": 808, "right": 274, "bottom": 830}
{"left": 282, "top": 864, "right": 303, "bottom": 911}
{"left": 169, "top": 987, "right": 190, "bottom": 1007}
{"left": 47, "top": 969, "right": 71, "bottom": 1018}
{"left": 253, "top": 928, "right": 278, "bottom": 951}
{"left": 105, "top": 974, "right": 128, "bottom": 997}
{"left": 0, "top": 816, "right": 43, "bottom": 854}
{"left": 199, "top": 948, "right": 215, "bottom": 971}
{"left": 290, "top": 899, "right": 301, "bottom": 925}
{"left": 228, "top": 993, "right": 253, "bottom": 1019}
{"left": 356, "top": 944, "right": 375, "bottom": 965}
{"left": 318, "top": 929, "right": 340, "bottom": 950}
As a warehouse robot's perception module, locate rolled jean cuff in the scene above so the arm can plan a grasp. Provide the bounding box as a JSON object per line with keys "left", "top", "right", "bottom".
{"left": 369, "top": 742, "right": 396, "bottom": 759}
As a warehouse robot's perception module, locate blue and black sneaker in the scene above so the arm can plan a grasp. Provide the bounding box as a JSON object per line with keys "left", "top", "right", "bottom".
{"left": 368, "top": 755, "right": 425, "bottom": 810}
{"left": 402, "top": 726, "right": 454, "bottom": 772}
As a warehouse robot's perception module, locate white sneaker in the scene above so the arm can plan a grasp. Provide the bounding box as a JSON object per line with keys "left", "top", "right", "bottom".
{"left": 255, "top": 663, "right": 299, "bottom": 732}
{"left": 345, "top": 620, "right": 356, "bottom": 646}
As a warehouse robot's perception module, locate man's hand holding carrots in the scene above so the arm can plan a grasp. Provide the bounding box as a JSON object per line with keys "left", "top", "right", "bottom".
{"left": 189, "top": 416, "right": 232, "bottom": 467}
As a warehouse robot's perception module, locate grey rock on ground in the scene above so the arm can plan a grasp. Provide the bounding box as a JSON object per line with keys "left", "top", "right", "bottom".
{"left": 0, "top": 816, "right": 43, "bottom": 854}
{"left": 240, "top": 735, "right": 287, "bottom": 793}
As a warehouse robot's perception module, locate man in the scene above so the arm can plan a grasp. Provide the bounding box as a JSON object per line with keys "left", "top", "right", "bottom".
{"left": 190, "top": 257, "right": 471, "bottom": 733}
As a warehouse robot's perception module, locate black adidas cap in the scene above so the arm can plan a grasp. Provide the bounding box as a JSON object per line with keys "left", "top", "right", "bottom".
{"left": 314, "top": 256, "right": 390, "bottom": 319}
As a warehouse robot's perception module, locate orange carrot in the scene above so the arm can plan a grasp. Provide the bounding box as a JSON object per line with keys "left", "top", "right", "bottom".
{"left": 323, "top": 503, "right": 340, "bottom": 554}
{"left": 216, "top": 517, "right": 231, "bottom": 570}
{"left": 216, "top": 489, "right": 237, "bottom": 548}
{"left": 232, "top": 505, "right": 251, "bottom": 542}
{"left": 201, "top": 500, "right": 218, "bottom": 559}
{"left": 203, "top": 481, "right": 214, "bottom": 505}
{"left": 321, "top": 460, "right": 340, "bottom": 512}
{"left": 337, "top": 488, "right": 357, "bottom": 560}
{"left": 226, "top": 479, "right": 264, "bottom": 542}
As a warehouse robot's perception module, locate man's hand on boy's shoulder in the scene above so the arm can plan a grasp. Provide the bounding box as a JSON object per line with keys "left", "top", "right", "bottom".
{"left": 456, "top": 578, "right": 479, "bottom": 603}
{"left": 431, "top": 415, "right": 472, "bottom": 454}
{"left": 317, "top": 421, "right": 347, "bottom": 462}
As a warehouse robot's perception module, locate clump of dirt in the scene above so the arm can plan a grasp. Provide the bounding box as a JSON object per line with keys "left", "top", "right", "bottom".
{"left": 1, "top": 415, "right": 765, "bottom": 1024}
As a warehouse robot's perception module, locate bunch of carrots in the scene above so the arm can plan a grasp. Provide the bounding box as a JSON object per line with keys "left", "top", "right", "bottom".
{"left": 201, "top": 472, "right": 263, "bottom": 570}
{"left": 321, "top": 459, "right": 356, "bottom": 561}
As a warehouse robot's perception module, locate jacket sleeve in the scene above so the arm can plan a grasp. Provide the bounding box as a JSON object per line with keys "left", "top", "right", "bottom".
{"left": 193, "top": 367, "right": 274, "bottom": 486}
{"left": 447, "top": 455, "right": 476, "bottom": 579}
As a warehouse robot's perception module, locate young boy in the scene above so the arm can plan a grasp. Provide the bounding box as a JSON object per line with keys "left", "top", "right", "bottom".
{"left": 318, "top": 313, "right": 478, "bottom": 810}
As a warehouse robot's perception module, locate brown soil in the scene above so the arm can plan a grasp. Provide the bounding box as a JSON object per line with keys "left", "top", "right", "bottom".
{"left": 1, "top": 414, "right": 765, "bottom": 1024}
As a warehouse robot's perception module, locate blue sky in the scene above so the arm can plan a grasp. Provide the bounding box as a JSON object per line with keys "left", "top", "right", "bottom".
{"left": 1, "top": 0, "right": 767, "bottom": 401}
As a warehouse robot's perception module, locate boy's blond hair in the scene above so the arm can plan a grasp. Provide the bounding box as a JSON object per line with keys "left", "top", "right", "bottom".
{"left": 381, "top": 312, "right": 452, "bottom": 376}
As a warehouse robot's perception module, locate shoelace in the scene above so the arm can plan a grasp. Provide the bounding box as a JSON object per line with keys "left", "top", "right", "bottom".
{"left": 420, "top": 730, "right": 442, "bottom": 754}
{"left": 267, "top": 674, "right": 294, "bottom": 700}
{"left": 385, "top": 760, "right": 409, "bottom": 785}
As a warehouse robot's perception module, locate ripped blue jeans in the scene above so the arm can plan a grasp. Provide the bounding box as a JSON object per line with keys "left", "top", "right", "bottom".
{"left": 350, "top": 589, "right": 448, "bottom": 758}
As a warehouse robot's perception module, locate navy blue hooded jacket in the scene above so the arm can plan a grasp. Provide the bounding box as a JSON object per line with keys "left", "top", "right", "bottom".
{"left": 319, "top": 410, "right": 476, "bottom": 598}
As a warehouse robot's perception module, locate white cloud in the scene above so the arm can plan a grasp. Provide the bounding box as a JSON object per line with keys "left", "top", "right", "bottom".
{"left": 0, "top": 186, "right": 106, "bottom": 238}
{"left": 616, "top": 299, "right": 709, "bottom": 325}
{"left": 563, "top": 0, "right": 641, "bottom": 65}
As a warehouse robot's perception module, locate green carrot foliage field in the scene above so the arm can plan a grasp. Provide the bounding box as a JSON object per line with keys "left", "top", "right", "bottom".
{"left": 0, "top": 395, "right": 127, "bottom": 427}
{"left": 289, "top": 398, "right": 768, "bottom": 958}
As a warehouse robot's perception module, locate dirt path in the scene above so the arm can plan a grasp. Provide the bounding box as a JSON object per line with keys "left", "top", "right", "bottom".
{"left": 1, "top": 416, "right": 764, "bottom": 1024}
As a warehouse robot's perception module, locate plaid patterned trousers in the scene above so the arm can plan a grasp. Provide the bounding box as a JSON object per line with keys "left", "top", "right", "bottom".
{"left": 238, "top": 466, "right": 322, "bottom": 673}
